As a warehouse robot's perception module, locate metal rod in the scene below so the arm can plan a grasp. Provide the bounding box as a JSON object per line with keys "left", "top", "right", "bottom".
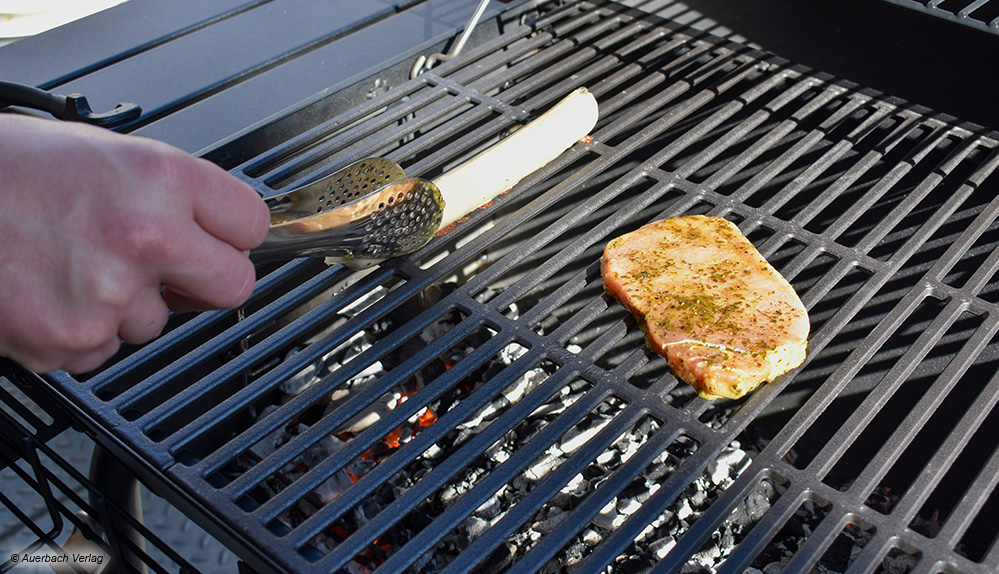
{"left": 89, "top": 446, "right": 147, "bottom": 574}
{"left": 411, "top": 0, "right": 491, "bottom": 77}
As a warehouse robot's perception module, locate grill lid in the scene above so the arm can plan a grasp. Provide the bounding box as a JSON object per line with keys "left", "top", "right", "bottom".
{"left": 20, "top": 0, "right": 999, "bottom": 572}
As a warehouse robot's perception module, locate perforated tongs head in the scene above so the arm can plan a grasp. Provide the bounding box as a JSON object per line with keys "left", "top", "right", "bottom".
{"left": 250, "top": 158, "right": 445, "bottom": 268}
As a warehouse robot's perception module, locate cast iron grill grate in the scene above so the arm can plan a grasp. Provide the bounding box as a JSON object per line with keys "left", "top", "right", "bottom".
{"left": 11, "top": 0, "right": 999, "bottom": 572}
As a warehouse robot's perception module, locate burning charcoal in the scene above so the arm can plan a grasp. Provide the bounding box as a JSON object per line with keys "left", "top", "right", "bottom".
{"left": 707, "top": 444, "right": 750, "bottom": 486}
{"left": 525, "top": 451, "right": 563, "bottom": 481}
{"left": 866, "top": 486, "right": 899, "bottom": 514}
{"left": 730, "top": 479, "right": 779, "bottom": 528}
{"left": 461, "top": 515, "right": 490, "bottom": 544}
{"left": 544, "top": 541, "right": 586, "bottom": 574}
{"left": 882, "top": 551, "right": 918, "bottom": 574}
{"left": 592, "top": 498, "right": 618, "bottom": 531}
{"left": 312, "top": 471, "right": 353, "bottom": 505}
{"left": 334, "top": 385, "right": 397, "bottom": 434}
{"left": 818, "top": 531, "right": 855, "bottom": 572}
{"left": 596, "top": 449, "right": 618, "bottom": 467}
{"left": 475, "top": 543, "right": 516, "bottom": 574}
{"left": 460, "top": 398, "right": 506, "bottom": 429}
{"left": 534, "top": 507, "right": 567, "bottom": 534}
{"left": 342, "top": 352, "right": 386, "bottom": 385}
{"left": 651, "top": 509, "right": 676, "bottom": 532}
{"left": 561, "top": 423, "right": 606, "bottom": 454}
{"left": 502, "top": 367, "right": 545, "bottom": 403}
{"left": 685, "top": 481, "right": 709, "bottom": 510}
{"left": 303, "top": 433, "right": 345, "bottom": 466}
{"left": 676, "top": 498, "right": 697, "bottom": 524}
{"left": 909, "top": 509, "right": 942, "bottom": 538}
{"left": 563, "top": 542, "right": 588, "bottom": 572}
{"left": 440, "top": 484, "right": 461, "bottom": 505}
{"left": 618, "top": 555, "right": 656, "bottom": 574}
{"left": 475, "top": 492, "right": 503, "bottom": 520}
{"left": 620, "top": 477, "right": 653, "bottom": 505}
{"left": 552, "top": 473, "right": 588, "bottom": 508}
{"left": 616, "top": 497, "right": 642, "bottom": 516}
{"left": 499, "top": 341, "right": 529, "bottom": 364}
{"left": 686, "top": 542, "right": 722, "bottom": 572}
{"left": 529, "top": 401, "right": 568, "bottom": 418}
{"left": 582, "top": 528, "right": 601, "bottom": 547}
{"left": 650, "top": 535, "right": 676, "bottom": 560}
{"left": 278, "top": 346, "right": 329, "bottom": 396}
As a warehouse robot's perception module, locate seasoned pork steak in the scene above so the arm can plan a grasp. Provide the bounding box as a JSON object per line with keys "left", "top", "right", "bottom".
{"left": 602, "top": 215, "right": 809, "bottom": 400}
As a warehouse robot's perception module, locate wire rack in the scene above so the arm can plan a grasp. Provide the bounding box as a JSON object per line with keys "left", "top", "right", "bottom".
{"left": 0, "top": 374, "right": 236, "bottom": 574}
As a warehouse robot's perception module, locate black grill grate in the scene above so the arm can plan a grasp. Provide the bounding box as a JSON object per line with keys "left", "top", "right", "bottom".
{"left": 13, "top": 0, "right": 999, "bottom": 572}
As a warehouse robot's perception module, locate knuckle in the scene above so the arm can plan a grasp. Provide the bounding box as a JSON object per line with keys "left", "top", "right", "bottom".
{"left": 117, "top": 213, "right": 174, "bottom": 260}
{"left": 132, "top": 141, "right": 188, "bottom": 183}
{"left": 46, "top": 317, "right": 116, "bottom": 358}
{"left": 81, "top": 263, "right": 135, "bottom": 309}
{"left": 121, "top": 304, "right": 170, "bottom": 345}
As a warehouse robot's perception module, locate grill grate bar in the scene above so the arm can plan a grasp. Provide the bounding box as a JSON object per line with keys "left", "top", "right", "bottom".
{"left": 118, "top": 263, "right": 357, "bottom": 417}
{"left": 837, "top": 298, "right": 984, "bottom": 495}
{"left": 506, "top": 425, "right": 682, "bottom": 574}
{"left": 185, "top": 272, "right": 439, "bottom": 475}
{"left": 889, "top": 316, "right": 999, "bottom": 520}
{"left": 718, "top": 480, "right": 824, "bottom": 574}
{"left": 85, "top": 258, "right": 319, "bottom": 389}
{"left": 310, "top": 362, "right": 626, "bottom": 571}
{"left": 284, "top": 345, "right": 567, "bottom": 554}
{"left": 567, "top": 430, "right": 749, "bottom": 573}
{"left": 938, "top": 437, "right": 999, "bottom": 550}
{"left": 927, "top": 148, "right": 999, "bottom": 290}
{"left": 686, "top": 458, "right": 834, "bottom": 573}
{"left": 251, "top": 310, "right": 506, "bottom": 522}
{"left": 159, "top": 266, "right": 400, "bottom": 456}
{"left": 882, "top": 0, "right": 999, "bottom": 35}
{"left": 381, "top": 388, "right": 638, "bottom": 574}
{"left": 445, "top": 407, "right": 661, "bottom": 574}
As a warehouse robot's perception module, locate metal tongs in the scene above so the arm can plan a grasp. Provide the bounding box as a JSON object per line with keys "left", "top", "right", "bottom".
{"left": 250, "top": 158, "right": 445, "bottom": 268}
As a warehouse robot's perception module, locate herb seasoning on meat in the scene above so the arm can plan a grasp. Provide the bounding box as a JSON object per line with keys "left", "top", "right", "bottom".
{"left": 601, "top": 215, "right": 810, "bottom": 400}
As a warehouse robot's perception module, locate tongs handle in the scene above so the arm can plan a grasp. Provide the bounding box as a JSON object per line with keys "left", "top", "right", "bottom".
{"left": 249, "top": 222, "right": 358, "bottom": 263}
{"left": 0, "top": 80, "right": 141, "bottom": 128}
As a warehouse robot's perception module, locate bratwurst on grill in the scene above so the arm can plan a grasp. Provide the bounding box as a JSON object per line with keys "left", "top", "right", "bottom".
{"left": 601, "top": 215, "right": 809, "bottom": 400}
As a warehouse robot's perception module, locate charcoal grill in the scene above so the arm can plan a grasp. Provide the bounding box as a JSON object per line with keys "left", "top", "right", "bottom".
{"left": 4, "top": 0, "right": 999, "bottom": 572}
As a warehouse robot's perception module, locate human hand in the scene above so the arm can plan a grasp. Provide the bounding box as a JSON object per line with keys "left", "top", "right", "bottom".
{"left": 0, "top": 114, "right": 270, "bottom": 373}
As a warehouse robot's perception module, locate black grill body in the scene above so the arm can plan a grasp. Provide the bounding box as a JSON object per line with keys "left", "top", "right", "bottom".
{"left": 4, "top": 1, "right": 999, "bottom": 573}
